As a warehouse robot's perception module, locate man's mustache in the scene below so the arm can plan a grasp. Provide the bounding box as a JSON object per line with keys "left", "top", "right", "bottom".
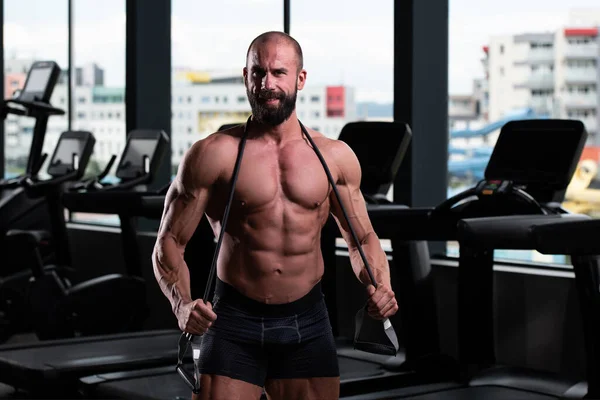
{"left": 256, "top": 90, "right": 285, "bottom": 101}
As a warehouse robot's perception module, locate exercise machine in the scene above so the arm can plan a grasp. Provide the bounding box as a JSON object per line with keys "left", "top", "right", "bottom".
{"left": 62, "top": 129, "right": 170, "bottom": 279}
{"left": 0, "top": 130, "right": 95, "bottom": 342}
{"left": 19, "top": 130, "right": 168, "bottom": 342}
{"left": 341, "top": 119, "right": 591, "bottom": 399}
{"left": 0, "top": 60, "right": 64, "bottom": 275}
{"left": 0, "top": 129, "right": 175, "bottom": 397}
{"left": 450, "top": 214, "right": 594, "bottom": 399}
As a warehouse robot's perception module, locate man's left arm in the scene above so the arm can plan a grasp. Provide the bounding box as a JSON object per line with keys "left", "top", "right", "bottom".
{"left": 328, "top": 141, "right": 398, "bottom": 320}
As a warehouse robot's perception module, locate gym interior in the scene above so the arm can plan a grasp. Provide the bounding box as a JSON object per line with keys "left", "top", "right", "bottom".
{"left": 1, "top": 0, "right": 600, "bottom": 399}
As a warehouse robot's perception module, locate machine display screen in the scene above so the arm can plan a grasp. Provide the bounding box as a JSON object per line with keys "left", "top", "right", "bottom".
{"left": 120, "top": 139, "right": 158, "bottom": 170}
{"left": 23, "top": 67, "right": 53, "bottom": 95}
{"left": 485, "top": 122, "right": 585, "bottom": 187}
{"left": 52, "top": 138, "right": 85, "bottom": 169}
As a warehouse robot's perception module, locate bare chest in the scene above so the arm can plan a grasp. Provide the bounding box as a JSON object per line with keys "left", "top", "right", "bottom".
{"left": 218, "top": 141, "right": 335, "bottom": 212}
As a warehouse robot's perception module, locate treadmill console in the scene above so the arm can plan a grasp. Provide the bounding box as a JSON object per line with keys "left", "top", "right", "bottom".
{"left": 475, "top": 180, "right": 512, "bottom": 196}
{"left": 17, "top": 61, "right": 61, "bottom": 104}
{"left": 116, "top": 129, "right": 169, "bottom": 181}
{"left": 338, "top": 121, "right": 412, "bottom": 199}
{"left": 484, "top": 119, "right": 587, "bottom": 203}
{"left": 47, "top": 131, "right": 96, "bottom": 178}
{"left": 434, "top": 119, "right": 586, "bottom": 216}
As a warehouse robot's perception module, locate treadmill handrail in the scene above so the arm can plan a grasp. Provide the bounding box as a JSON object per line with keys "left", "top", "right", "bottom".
{"left": 532, "top": 218, "right": 600, "bottom": 255}
{"left": 4, "top": 99, "right": 65, "bottom": 117}
{"left": 457, "top": 214, "right": 590, "bottom": 249}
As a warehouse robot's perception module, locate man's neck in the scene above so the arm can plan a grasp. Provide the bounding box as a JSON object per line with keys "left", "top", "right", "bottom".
{"left": 251, "top": 111, "right": 302, "bottom": 145}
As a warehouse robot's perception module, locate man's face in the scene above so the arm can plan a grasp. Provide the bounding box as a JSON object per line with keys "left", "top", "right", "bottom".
{"left": 243, "top": 40, "right": 306, "bottom": 126}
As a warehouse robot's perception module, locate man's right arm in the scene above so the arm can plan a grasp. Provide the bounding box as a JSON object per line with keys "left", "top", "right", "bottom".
{"left": 152, "top": 137, "right": 221, "bottom": 334}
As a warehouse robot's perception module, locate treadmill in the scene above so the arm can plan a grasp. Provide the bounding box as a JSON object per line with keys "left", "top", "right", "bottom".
{"left": 340, "top": 119, "right": 593, "bottom": 399}
{"left": 77, "top": 121, "right": 454, "bottom": 399}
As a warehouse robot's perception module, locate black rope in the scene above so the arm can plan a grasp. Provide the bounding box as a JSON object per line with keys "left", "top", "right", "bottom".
{"left": 182, "top": 116, "right": 250, "bottom": 342}
{"left": 298, "top": 121, "right": 378, "bottom": 288}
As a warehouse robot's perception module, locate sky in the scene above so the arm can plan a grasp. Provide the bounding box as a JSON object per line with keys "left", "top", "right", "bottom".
{"left": 3, "top": 0, "right": 600, "bottom": 103}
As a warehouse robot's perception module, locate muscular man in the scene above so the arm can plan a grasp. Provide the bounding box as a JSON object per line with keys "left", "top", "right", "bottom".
{"left": 153, "top": 31, "right": 398, "bottom": 400}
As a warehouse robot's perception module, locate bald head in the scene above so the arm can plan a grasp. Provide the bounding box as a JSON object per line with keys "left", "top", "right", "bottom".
{"left": 246, "top": 31, "right": 304, "bottom": 73}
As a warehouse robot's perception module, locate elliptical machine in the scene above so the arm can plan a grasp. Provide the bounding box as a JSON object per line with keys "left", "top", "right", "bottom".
{"left": 0, "top": 60, "right": 64, "bottom": 275}
{"left": 22, "top": 129, "right": 169, "bottom": 340}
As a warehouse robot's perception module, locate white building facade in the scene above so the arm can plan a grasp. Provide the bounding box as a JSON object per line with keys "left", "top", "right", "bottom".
{"left": 484, "top": 27, "right": 600, "bottom": 143}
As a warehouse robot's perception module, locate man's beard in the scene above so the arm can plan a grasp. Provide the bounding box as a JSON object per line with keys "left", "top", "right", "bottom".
{"left": 247, "top": 87, "right": 297, "bottom": 126}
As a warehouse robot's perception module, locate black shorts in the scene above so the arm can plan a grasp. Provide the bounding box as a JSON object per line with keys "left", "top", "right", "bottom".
{"left": 193, "top": 278, "right": 340, "bottom": 387}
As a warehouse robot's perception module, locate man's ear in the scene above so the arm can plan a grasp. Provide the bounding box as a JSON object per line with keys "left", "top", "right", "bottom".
{"left": 243, "top": 67, "right": 248, "bottom": 85}
{"left": 297, "top": 69, "right": 307, "bottom": 90}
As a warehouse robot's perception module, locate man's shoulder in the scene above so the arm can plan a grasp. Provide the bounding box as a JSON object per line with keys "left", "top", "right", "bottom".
{"left": 191, "top": 125, "right": 245, "bottom": 157}
{"left": 178, "top": 126, "right": 247, "bottom": 187}
{"left": 303, "top": 128, "right": 359, "bottom": 177}
{"left": 304, "top": 128, "right": 348, "bottom": 152}
{"left": 313, "top": 134, "right": 356, "bottom": 162}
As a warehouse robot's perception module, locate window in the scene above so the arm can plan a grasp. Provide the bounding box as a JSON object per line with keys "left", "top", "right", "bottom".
{"left": 70, "top": 0, "right": 126, "bottom": 225}
{"left": 4, "top": 0, "right": 69, "bottom": 179}
{"left": 448, "top": 0, "right": 600, "bottom": 264}
{"left": 171, "top": 0, "right": 282, "bottom": 174}
{"left": 292, "top": 0, "right": 394, "bottom": 199}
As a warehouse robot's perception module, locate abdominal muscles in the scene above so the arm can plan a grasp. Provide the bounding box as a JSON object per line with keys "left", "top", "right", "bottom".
{"left": 218, "top": 197, "right": 330, "bottom": 305}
